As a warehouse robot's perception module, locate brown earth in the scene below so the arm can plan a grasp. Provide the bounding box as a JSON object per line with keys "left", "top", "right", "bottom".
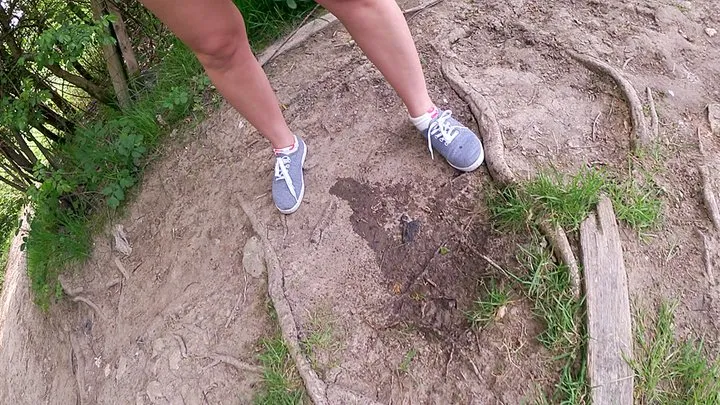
{"left": 1, "top": 0, "right": 719, "bottom": 403}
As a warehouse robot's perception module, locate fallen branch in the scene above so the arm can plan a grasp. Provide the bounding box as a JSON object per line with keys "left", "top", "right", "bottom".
{"left": 569, "top": 52, "right": 650, "bottom": 150}
{"left": 441, "top": 61, "right": 516, "bottom": 185}
{"left": 238, "top": 199, "right": 382, "bottom": 405}
{"left": 539, "top": 221, "right": 582, "bottom": 301}
{"left": 699, "top": 165, "right": 720, "bottom": 232}
{"left": 696, "top": 230, "right": 716, "bottom": 286}
{"left": 113, "top": 256, "right": 130, "bottom": 280}
{"left": 647, "top": 87, "right": 659, "bottom": 140}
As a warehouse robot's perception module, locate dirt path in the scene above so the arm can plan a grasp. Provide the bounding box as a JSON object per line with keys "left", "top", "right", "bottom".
{"left": 1, "top": 0, "right": 719, "bottom": 403}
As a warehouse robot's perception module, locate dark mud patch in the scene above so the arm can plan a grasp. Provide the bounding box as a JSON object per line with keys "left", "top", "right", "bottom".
{"left": 330, "top": 176, "right": 500, "bottom": 339}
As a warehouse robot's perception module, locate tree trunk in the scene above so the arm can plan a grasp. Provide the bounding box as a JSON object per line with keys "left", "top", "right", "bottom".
{"left": 32, "top": 123, "right": 64, "bottom": 145}
{"left": 107, "top": 1, "right": 140, "bottom": 79}
{"left": 0, "top": 174, "right": 28, "bottom": 193}
{"left": 11, "top": 131, "right": 38, "bottom": 168}
{"left": 91, "top": 0, "right": 131, "bottom": 109}
{"left": 26, "top": 130, "right": 60, "bottom": 170}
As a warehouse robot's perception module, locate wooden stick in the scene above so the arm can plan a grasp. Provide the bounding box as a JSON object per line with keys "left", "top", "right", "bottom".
{"left": 569, "top": 52, "right": 650, "bottom": 150}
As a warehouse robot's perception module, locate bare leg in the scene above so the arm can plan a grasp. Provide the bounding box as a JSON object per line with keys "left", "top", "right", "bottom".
{"left": 140, "top": 0, "right": 294, "bottom": 148}
{"left": 316, "top": 0, "right": 434, "bottom": 117}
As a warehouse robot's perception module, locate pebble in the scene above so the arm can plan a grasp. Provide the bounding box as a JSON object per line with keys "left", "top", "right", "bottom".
{"left": 706, "top": 28, "right": 717, "bottom": 37}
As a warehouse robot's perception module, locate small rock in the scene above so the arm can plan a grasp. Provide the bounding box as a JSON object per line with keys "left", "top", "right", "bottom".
{"left": 708, "top": 104, "right": 720, "bottom": 135}
{"left": 400, "top": 214, "right": 421, "bottom": 244}
{"left": 667, "top": 89, "right": 675, "bottom": 97}
{"left": 706, "top": 27, "right": 717, "bottom": 37}
{"left": 112, "top": 225, "right": 132, "bottom": 256}
{"left": 104, "top": 363, "right": 111, "bottom": 378}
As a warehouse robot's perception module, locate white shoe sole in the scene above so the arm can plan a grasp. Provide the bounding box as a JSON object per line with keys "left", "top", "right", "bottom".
{"left": 277, "top": 144, "right": 308, "bottom": 215}
{"left": 449, "top": 148, "right": 485, "bottom": 172}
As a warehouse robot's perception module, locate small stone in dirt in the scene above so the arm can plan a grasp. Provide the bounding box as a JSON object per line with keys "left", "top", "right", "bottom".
{"left": 400, "top": 214, "right": 421, "bottom": 244}
{"left": 242, "top": 236, "right": 265, "bottom": 278}
{"left": 706, "top": 28, "right": 717, "bottom": 37}
{"left": 112, "top": 224, "right": 132, "bottom": 256}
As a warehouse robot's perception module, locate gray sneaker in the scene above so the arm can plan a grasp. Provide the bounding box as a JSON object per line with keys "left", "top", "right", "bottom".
{"left": 272, "top": 136, "right": 307, "bottom": 214}
{"left": 423, "top": 109, "right": 484, "bottom": 172}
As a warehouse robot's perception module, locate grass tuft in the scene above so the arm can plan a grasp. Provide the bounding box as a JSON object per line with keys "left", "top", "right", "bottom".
{"left": 254, "top": 334, "right": 306, "bottom": 405}
{"left": 487, "top": 167, "right": 662, "bottom": 233}
{"left": 466, "top": 279, "right": 511, "bottom": 329}
{"left": 629, "top": 302, "right": 720, "bottom": 404}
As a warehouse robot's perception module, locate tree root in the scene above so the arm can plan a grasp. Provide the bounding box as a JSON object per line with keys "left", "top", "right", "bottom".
{"left": 647, "top": 87, "right": 659, "bottom": 140}
{"left": 238, "top": 199, "right": 382, "bottom": 405}
{"left": 569, "top": 52, "right": 650, "bottom": 150}
{"left": 207, "top": 353, "right": 263, "bottom": 374}
{"left": 72, "top": 296, "right": 107, "bottom": 321}
{"left": 696, "top": 230, "right": 716, "bottom": 286}
{"left": 441, "top": 61, "right": 516, "bottom": 186}
{"left": 443, "top": 60, "right": 582, "bottom": 300}
{"left": 699, "top": 165, "right": 720, "bottom": 232}
{"left": 539, "top": 221, "right": 582, "bottom": 301}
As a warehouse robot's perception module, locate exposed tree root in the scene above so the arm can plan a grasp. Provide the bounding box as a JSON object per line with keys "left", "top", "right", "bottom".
{"left": 569, "top": 52, "right": 650, "bottom": 150}
{"left": 647, "top": 87, "right": 659, "bottom": 140}
{"left": 441, "top": 61, "right": 516, "bottom": 186}
{"left": 238, "top": 199, "right": 382, "bottom": 405}
{"left": 699, "top": 165, "right": 720, "bottom": 232}
{"left": 72, "top": 296, "right": 107, "bottom": 321}
{"left": 696, "top": 230, "right": 716, "bottom": 286}
{"left": 208, "top": 353, "right": 263, "bottom": 374}
{"left": 443, "top": 60, "right": 582, "bottom": 301}
{"left": 539, "top": 221, "right": 582, "bottom": 301}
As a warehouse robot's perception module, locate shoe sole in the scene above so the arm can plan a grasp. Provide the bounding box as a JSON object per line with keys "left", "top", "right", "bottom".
{"left": 449, "top": 148, "right": 485, "bottom": 172}
{"left": 277, "top": 143, "right": 307, "bottom": 215}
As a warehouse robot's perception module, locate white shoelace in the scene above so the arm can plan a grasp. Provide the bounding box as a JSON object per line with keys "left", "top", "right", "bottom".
{"left": 427, "top": 110, "right": 460, "bottom": 160}
{"left": 274, "top": 155, "right": 297, "bottom": 201}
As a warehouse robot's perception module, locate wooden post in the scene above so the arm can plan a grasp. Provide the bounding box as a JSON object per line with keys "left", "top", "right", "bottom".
{"left": 90, "top": 0, "right": 130, "bottom": 109}
{"left": 106, "top": 2, "right": 140, "bottom": 79}
{"left": 580, "top": 195, "right": 634, "bottom": 405}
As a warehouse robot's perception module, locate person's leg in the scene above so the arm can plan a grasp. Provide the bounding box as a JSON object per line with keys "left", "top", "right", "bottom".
{"left": 315, "top": 0, "right": 432, "bottom": 117}
{"left": 141, "top": 0, "right": 306, "bottom": 214}
{"left": 140, "top": 0, "right": 294, "bottom": 149}
{"left": 318, "top": 0, "right": 484, "bottom": 172}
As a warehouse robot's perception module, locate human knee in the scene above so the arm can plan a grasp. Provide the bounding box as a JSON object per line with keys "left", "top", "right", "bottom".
{"left": 194, "top": 30, "right": 250, "bottom": 71}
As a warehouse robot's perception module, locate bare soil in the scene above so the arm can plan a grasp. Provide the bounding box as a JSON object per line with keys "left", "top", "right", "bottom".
{"left": 1, "top": 0, "right": 719, "bottom": 403}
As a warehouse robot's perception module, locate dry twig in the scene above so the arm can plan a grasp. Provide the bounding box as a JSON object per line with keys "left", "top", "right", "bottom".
{"left": 647, "top": 87, "right": 659, "bottom": 140}
{"left": 699, "top": 165, "right": 720, "bottom": 232}
{"left": 539, "top": 221, "right": 582, "bottom": 301}
{"left": 696, "top": 230, "right": 716, "bottom": 286}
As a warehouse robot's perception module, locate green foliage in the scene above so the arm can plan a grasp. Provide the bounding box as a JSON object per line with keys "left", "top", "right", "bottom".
{"left": 20, "top": 1, "right": 315, "bottom": 306}
{"left": 466, "top": 279, "right": 511, "bottom": 329}
{"left": 254, "top": 335, "right": 306, "bottom": 405}
{"left": 630, "top": 302, "right": 720, "bottom": 404}
{"left": 0, "top": 187, "right": 23, "bottom": 287}
{"left": 31, "top": 15, "right": 115, "bottom": 68}
{"left": 233, "top": 0, "right": 318, "bottom": 50}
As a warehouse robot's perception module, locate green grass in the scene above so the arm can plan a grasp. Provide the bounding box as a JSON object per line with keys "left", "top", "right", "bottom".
{"left": 254, "top": 334, "right": 307, "bottom": 405}
{"left": 398, "top": 348, "right": 417, "bottom": 374}
{"left": 487, "top": 167, "right": 661, "bottom": 233}
{"left": 497, "top": 243, "right": 587, "bottom": 404}
{"left": 629, "top": 302, "right": 720, "bottom": 404}
{"left": 300, "top": 310, "right": 341, "bottom": 373}
{"left": 0, "top": 186, "right": 23, "bottom": 288}
{"left": 23, "top": 1, "right": 318, "bottom": 307}
{"left": 466, "top": 279, "right": 512, "bottom": 329}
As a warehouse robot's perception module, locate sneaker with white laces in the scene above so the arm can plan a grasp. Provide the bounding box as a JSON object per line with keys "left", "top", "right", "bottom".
{"left": 422, "top": 109, "right": 484, "bottom": 172}
{"left": 272, "top": 136, "right": 307, "bottom": 214}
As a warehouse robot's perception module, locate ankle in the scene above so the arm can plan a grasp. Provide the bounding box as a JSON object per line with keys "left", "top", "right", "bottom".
{"left": 410, "top": 105, "right": 439, "bottom": 131}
